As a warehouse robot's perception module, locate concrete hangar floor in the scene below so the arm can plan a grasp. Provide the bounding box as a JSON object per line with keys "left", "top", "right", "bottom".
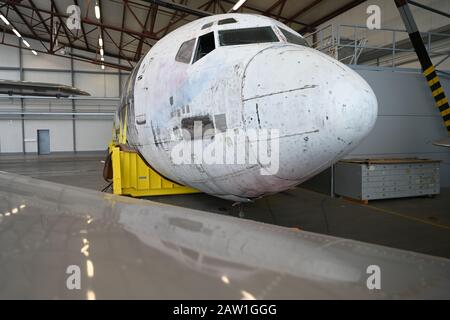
{"left": 1, "top": 151, "right": 449, "bottom": 259}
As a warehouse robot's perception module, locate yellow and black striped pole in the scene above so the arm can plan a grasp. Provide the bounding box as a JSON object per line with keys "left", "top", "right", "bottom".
{"left": 423, "top": 66, "right": 450, "bottom": 132}
{"left": 395, "top": 0, "right": 450, "bottom": 135}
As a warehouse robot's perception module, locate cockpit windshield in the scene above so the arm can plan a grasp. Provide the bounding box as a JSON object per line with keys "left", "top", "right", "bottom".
{"left": 279, "top": 28, "right": 310, "bottom": 47}
{"left": 219, "top": 26, "right": 279, "bottom": 46}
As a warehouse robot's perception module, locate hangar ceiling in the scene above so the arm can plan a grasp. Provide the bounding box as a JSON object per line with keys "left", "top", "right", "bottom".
{"left": 0, "top": 0, "right": 366, "bottom": 70}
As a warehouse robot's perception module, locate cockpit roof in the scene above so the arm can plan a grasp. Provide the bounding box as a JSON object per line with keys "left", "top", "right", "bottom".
{"left": 187, "top": 13, "right": 294, "bottom": 34}
{"left": 155, "top": 13, "right": 305, "bottom": 49}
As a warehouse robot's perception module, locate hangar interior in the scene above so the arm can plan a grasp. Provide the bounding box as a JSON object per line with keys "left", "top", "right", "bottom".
{"left": 0, "top": 0, "right": 449, "bottom": 267}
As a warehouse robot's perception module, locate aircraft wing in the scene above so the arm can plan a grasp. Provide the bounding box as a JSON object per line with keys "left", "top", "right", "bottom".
{"left": 0, "top": 171, "right": 449, "bottom": 299}
{"left": 0, "top": 80, "right": 90, "bottom": 97}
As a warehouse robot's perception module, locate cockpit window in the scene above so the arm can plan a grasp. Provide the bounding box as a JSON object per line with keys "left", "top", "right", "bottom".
{"left": 193, "top": 32, "right": 216, "bottom": 63}
{"left": 280, "top": 28, "right": 310, "bottom": 47}
{"left": 175, "top": 38, "right": 196, "bottom": 64}
{"left": 201, "top": 22, "right": 214, "bottom": 30}
{"left": 219, "top": 27, "right": 279, "bottom": 46}
{"left": 218, "top": 18, "right": 237, "bottom": 25}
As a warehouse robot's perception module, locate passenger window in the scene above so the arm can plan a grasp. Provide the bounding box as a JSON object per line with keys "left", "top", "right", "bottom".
{"left": 218, "top": 18, "right": 237, "bottom": 25}
{"left": 175, "top": 38, "right": 196, "bottom": 64}
{"left": 280, "top": 28, "right": 310, "bottom": 47}
{"left": 193, "top": 32, "right": 216, "bottom": 63}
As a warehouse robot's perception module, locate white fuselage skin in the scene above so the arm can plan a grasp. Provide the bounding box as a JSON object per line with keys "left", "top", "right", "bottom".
{"left": 117, "top": 14, "right": 378, "bottom": 202}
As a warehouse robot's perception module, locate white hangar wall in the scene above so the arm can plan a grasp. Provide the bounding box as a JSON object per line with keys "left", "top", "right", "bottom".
{"left": 352, "top": 66, "right": 450, "bottom": 187}
{"left": 303, "top": 66, "right": 450, "bottom": 190}
{"left": 302, "top": 0, "right": 450, "bottom": 188}
{"left": 0, "top": 35, "right": 126, "bottom": 154}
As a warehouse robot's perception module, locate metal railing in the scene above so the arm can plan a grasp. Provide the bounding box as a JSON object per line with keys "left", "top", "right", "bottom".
{"left": 303, "top": 24, "right": 337, "bottom": 59}
{"left": 304, "top": 24, "right": 450, "bottom": 69}
{"left": 0, "top": 95, "right": 118, "bottom": 119}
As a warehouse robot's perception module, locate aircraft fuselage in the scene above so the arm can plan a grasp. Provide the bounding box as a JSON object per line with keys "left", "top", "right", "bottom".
{"left": 116, "top": 14, "right": 378, "bottom": 202}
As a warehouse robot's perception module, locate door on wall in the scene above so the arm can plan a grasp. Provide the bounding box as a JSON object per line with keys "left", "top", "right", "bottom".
{"left": 37, "top": 129, "right": 50, "bottom": 155}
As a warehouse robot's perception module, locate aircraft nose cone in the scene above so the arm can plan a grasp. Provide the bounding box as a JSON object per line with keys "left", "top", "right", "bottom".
{"left": 242, "top": 45, "right": 378, "bottom": 181}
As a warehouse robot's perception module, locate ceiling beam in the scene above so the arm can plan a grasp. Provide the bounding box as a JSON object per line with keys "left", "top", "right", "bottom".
{"left": 1, "top": 27, "right": 126, "bottom": 60}
{"left": 28, "top": 0, "right": 51, "bottom": 35}
{"left": 149, "top": 4, "right": 158, "bottom": 35}
{"left": 134, "top": 3, "right": 153, "bottom": 61}
{"left": 73, "top": 0, "right": 90, "bottom": 50}
{"left": 118, "top": 0, "right": 127, "bottom": 60}
{"left": 276, "top": 0, "right": 288, "bottom": 20}
{"left": 50, "top": 0, "right": 74, "bottom": 48}
{"left": 156, "top": 0, "right": 214, "bottom": 37}
{"left": 284, "top": 0, "right": 323, "bottom": 25}
{"left": 9, "top": 4, "right": 48, "bottom": 50}
{"left": 0, "top": 1, "right": 159, "bottom": 41}
{"left": 264, "top": 0, "right": 286, "bottom": 15}
{"left": 299, "top": 0, "right": 367, "bottom": 33}
{"left": 140, "top": 0, "right": 212, "bottom": 18}
{"left": 221, "top": 0, "right": 308, "bottom": 26}
{"left": 0, "top": 31, "right": 132, "bottom": 71}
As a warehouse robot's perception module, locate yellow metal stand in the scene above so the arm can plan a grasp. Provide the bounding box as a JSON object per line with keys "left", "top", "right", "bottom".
{"left": 109, "top": 108, "right": 198, "bottom": 197}
{"left": 109, "top": 144, "right": 199, "bottom": 197}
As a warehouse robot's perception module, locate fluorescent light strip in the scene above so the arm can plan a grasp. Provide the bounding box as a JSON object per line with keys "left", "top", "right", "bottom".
{"left": 1, "top": 13, "right": 38, "bottom": 56}
{"left": 0, "top": 14, "right": 10, "bottom": 25}
{"left": 12, "top": 28, "right": 21, "bottom": 38}
{"left": 232, "top": 0, "right": 247, "bottom": 11}
{"left": 100, "top": 48, "right": 104, "bottom": 56}
{"left": 95, "top": 1, "right": 101, "bottom": 20}
{"left": 99, "top": 37, "right": 103, "bottom": 47}
{"left": 2, "top": 16, "right": 40, "bottom": 57}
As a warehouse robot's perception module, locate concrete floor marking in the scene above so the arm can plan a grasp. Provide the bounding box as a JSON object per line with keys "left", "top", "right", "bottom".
{"left": 365, "top": 204, "right": 450, "bottom": 231}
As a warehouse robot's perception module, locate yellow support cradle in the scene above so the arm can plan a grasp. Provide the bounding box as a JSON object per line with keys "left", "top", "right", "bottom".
{"left": 109, "top": 107, "right": 198, "bottom": 197}
{"left": 109, "top": 144, "right": 199, "bottom": 197}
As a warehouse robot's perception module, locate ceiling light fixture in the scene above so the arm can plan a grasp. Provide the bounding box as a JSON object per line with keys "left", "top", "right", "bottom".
{"left": 0, "top": 14, "right": 10, "bottom": 25}
{"left": 95, "top": 1, "right": 101, "bottom": 20}
{"left": 12, "top": 28, "right": 21, "bottom": 38}
{"left": 232, "top": 0, "right": 247, "bottom": 11}
{"left": 3, "top": 16, "right": 39, "bottom": 56}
